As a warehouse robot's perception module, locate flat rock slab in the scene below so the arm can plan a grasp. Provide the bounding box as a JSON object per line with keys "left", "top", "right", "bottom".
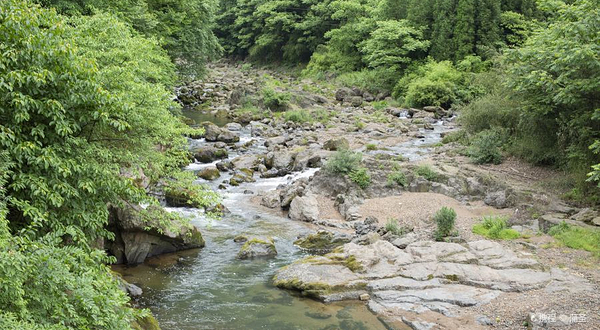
{"left": 274, "top": 239, "right": 591, "bottom": 329}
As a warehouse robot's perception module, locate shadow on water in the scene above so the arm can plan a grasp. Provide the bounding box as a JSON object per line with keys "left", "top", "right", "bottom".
{"left": 182, "top": 108, "right": 231, "bottom": 127}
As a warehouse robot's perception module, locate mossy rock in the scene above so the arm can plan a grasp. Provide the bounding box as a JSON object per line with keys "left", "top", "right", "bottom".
{"left": 237, "top": 238, "right": 277, "bottom": 259}
{"left": 294, "top": 231, "right": 350, "bottom": 252}
{"left": 184, "top": 227, "right": 206, "bottom": 247}
{"left": 164, "top": 187, "right": 202, "bottom": 208}
{"left": 197, "top": 167, "right": 220, "bottom": 180}
{"left": 131, "top": 313, "right": 161, "bottom": 330}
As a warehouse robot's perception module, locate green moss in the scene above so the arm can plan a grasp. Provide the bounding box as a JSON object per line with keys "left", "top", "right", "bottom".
{"left": 444, "top": 274, "right": 459, "bottom": 282}
{"left": 132, "top": 313, "right": 161, "bottom": 330}
{"left": 294, "top": 232, "right": 348, "bottom": 251}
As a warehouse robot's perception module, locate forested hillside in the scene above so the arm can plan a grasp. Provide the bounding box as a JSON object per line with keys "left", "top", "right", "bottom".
{"left": 217, "top": 0, "right": 599, "bottom": 200}
{"left": 0, "top": 0, "right": 598, "bottom": 329}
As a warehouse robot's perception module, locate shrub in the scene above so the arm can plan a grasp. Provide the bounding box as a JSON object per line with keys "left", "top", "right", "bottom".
{"left": 393, "top": 60, "right": 471, "bottom": 108}
{"left": 434, "top": 207, "right": 456, "bottom": 241}
{"left": 262, "top": 87, "right": 291, "bottom": 111}
{"left": 325, "top": 150, "right": 362, "bottom": 175}
{"left": 283, "top": 110, "right": 311, "bottom": 123}
{"left": 354, "top": 120, "right": 366, "bottom": 130}
{"left": 385, "top": 218, "right": 406, "bottom": 236}
{"left": 467, "top": 129, "right": 506, "bottom": 164}
{"left": 472, "top": 216, "right": 520, "bottom": 240}
{"left": 349, "top": 167, "right": 371, "bottom": 189}
{"left": 335, "top": 69, "right": 395, "bottom": 94}
{"left": 548, "top": 222, "right": 600, "bottom": 258}
{"left": 387, "top": 171, "right": 407, "bottom": 187}
{"left": 415, "top": 165, "right": 439, "bottom": 181}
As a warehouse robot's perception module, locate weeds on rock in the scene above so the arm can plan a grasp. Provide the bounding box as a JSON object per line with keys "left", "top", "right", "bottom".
{"left": 284, "top": 110, "right": 311, "bottom": 123}
{"left": 349, "top": 167, "right": 371, "bottom": 189}
{"left": 262, "top": 87, "right": 291, "bottom": 111}
{"left": 434, "top": 207, "right": 456, "bottom": 241}
{"left": 385, "top": 219, "right": 406, "bottom": 236}
{"left": 386, "top": 171, "right": 407, "bottom": 187}
{"left": 415, "top": 165, "right": 439, "bottom": 181}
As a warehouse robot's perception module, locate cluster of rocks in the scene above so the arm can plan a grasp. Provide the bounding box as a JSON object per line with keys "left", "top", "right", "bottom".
{"left": 335, "top": 87, "right": 389, "bottom": 107}
{"left": 274, "top": 239, "right": 592, "bottom": 329}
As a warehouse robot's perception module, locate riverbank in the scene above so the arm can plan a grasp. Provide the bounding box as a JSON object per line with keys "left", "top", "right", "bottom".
{"left": 115, "top": 61, "right": 600, "bottom": 330}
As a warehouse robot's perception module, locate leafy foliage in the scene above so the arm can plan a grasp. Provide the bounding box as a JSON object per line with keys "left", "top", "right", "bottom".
{"left": 36, "top": 0, "right": 222, "bottom": 75}
{"left": 467, "top": 129, "right": 505, "bottom": 164}
{"left": 415, "top": 165, "right": 439, "bottom": 181}
{"left": 386, "top": 171, "right": 408, "bottom": 187}
{"left": 348, "top": 167, "right": 371, "bottom": 189}
{"left": 0, "top": 1, "right": 220, "bottom": 328}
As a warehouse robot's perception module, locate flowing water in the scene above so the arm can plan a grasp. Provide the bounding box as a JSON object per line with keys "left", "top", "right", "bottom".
{"left": 114, "top": 112, "right": 450, "bottom": 330}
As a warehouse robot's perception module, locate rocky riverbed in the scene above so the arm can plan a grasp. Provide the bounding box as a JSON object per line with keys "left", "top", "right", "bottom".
{"left": 115, "top": 61, "right": 600, "bottom": 330}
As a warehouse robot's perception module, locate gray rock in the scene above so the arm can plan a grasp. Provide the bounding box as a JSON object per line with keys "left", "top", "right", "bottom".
{"left": 193, "top": 146, "right": 228, "bottom": 163}
{"left": 106, "top": 205, "right": 205, "bottom": 264}
{"left": 323, "top": 138, "right": 349, "bottom": 151}
{"left": 391, "top": 232, "right": 419, "bottom": 249}
{"left": 289, "top": 194, "right": 319, "bottom": 222}
{"left": 335, "top": 87, "right": 353, "bottom": 102}
{"left": 237, "top": 238, "right": 277, "bottom": 259}
{"left": 484, "top": 190, "right": 511, "bottom": 208}
{"left": 475, "top": 315, "right": 493, "bottom": 326}
{"left": 225, "top": 122, "right": 243, "bottom": 131}
{"left": 349, "top": 96, "right": 363, "bottom": 107}
{"left": 260, "top": 190, "right": 281, "bottom": 209}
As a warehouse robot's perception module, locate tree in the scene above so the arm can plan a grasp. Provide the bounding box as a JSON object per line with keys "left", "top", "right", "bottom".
{"left": 360, "top": 20, "right": 429, "bottom": 73}
{"left": 506, "top": 0, "right": 599, "bottom": 177}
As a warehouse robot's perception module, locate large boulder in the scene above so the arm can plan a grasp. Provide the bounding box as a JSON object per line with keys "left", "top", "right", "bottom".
{"left": 202, "top": 122, "right": 240, "bottom": 143}
{"left": 323, "top": 138, "right": 349, "bottom": 151}
{"left": 237, "top": 238, "right": 277, "bottom": 259}
{"left": 106, "top": 205, "right": 205, "bottom": 264}
{"left": 193, "top": 146, "right": 228, "bottom": 163}
{"left": 289, "top": 194, "right": 320, "bottom": 222}
{"left": 197, "top": 167, "right": 220, "bottom": 180}
{"left": 266, "top": 150, "right": 294, "bottom": 175}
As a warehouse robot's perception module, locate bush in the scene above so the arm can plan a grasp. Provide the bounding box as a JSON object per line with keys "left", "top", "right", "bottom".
{"left": 415, "top": 165, "right": 439, "bottom": 181}
{"left": 467, "top": 129, "right": 506, "bottom": 164}
{"left": 434, "top": 207, "right": 456, "bottom": 241}
{"left": 283, "top": 110, "right": 312, "bottom": 123}
{"left": 393, "top": 60, "right": 472, "bottom": 108}
{"left": 472, "top": 216, "right": 520, "bottom": 240}
{"left": 387, "top": 171, "right": 407, "bottom": 187}
{"left": 349, "top": 167, "right": 371, "bottom": 189}
{"left": 335, "top": 69, "right": 395, "bottom": 94}
{"left": 325, "top": 150, "right": 363, "bottom": 175}
{"left": 385, "top": 218, "right": 406, "bottom": 236}
{"left": 262, "top": 87, "right": 291, "bottom": 111}
{"left": 365, "top": 143, "right": 377, "bottom": 151}
{"left": 548, "top": 222, "right": 600, "bottom": 258}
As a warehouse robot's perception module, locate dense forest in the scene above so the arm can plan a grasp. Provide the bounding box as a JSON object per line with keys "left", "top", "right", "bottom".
{"left": 0, "top": 0, "right": 598, "bottom": 329}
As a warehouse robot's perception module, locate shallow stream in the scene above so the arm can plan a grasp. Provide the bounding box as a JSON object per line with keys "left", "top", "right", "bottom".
{"left": 115, "top": 112, "right": 450, "bottom": 329}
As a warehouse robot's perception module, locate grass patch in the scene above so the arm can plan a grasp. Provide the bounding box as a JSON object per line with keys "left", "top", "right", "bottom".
{"left": 472, "top": 216, "right": 520, "bottom": 240}
{"left": 385, "top": 218, "right": 406, "bottom": 236}
{"left": 548, "top": 221, "right": 600, "bottom": 258}
{"left": 283, "top": 110, "right": 312, "bottom": 123}
{"left": 365, "top": 143, "right": 377, "bottom": 151}
{"left": 415, "top": 165, "right": 439, "bottom": 181}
